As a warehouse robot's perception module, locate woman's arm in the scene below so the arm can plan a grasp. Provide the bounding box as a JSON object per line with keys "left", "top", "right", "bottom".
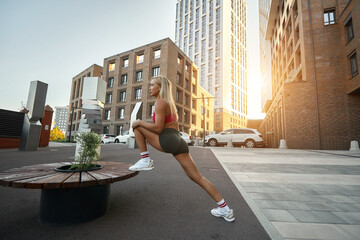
{"left": 132, "top": 100, "right": 166, "bottom": 134}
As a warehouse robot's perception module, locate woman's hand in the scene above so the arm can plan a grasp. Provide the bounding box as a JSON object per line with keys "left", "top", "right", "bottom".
{"left": 132, "top": 119, "right": 142, "bottom": 129}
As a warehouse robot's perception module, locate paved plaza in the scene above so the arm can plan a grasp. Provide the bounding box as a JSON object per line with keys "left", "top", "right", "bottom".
{"left": 1, "top": 143, "right": 360, "bottom": 240}
{"left": 212, "top": 147, "right": 360, "bottom": 240}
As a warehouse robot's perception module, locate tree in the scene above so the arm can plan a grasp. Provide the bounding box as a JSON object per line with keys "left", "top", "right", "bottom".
{"left": 50, "top": 127, "right": 65, "bottom": 142}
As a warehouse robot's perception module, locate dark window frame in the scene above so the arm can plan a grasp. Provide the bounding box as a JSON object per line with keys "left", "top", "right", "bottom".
{"left": 345, "top": 17, "right": 354, "bottom": 43}
{"left": 349, "top": 51, "right": 359, "bottom": 78}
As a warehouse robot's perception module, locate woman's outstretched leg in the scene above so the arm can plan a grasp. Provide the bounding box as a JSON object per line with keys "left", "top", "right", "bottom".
{"left": 174, "top": 153, "right": 235, "bottom": 222}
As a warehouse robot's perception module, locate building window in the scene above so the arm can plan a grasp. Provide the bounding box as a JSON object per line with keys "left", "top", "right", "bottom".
{"left": 123, "top": 58, "right": 129, "bottom": 67}
{"left": 105, "top": 109, "right": 111, "bottom": 120}
{"left": 116, "top": 125, "right": 123, "bottom": 135}
{"left": 324, "top": 9, "right": 335, "bottom": 25}
{"left": 136, "top": 53, "right": 144, "bottom": 64}
{"left": 107, "top": 77, "right": 114, "bottom": 88}
{"left": 202, "top": 16, "right": 206, "bottom": 38}
{"left": 177, "top": 73, "right": 181, "bottom": 84}
{"left": 108, "top": 62, "right": 115, "bottom": 71}
{"left": 119, "top": 91, "right": 126, "bottom": 102}
{"left": 118, "top": 108, "right": 124, "bottom": 119}
{"left": 121, "top": 74, "right": 127, "bottom": 85}
{"left": 201, "top": 40, "right": 206, "bottom": 62}
{"left": 154, "top": 49, "right": 161, "bottom": 59}
{"left": 195, "top": 8, "right": 200, "bottom": 29}
{"left": 216, "top": 8, "right": 221, "bottom": 31}
{"left": 152, "top": 67, "right": 160, "bottom": 76}
{"left": 106, "top": 93, "right": 112, "bottom": 104}
{"left": 202, "top": 0, "right": 206, "bottom": 14}
{"left": 176, "top": 90, "right": 181, "bottom": 102}
{"left": 136, "top": 71, "right": 143, "bottom": 82}
{"left": 103, "top": 126, "right": 109, "bottom": 134}
{"left": 350, "top": 51, "right": 358, "bottom": 77}
{"left": 150, "top": 104, "right": 155, "bottom": 117}
{"left": 345, "top": 18, "right": 354, "bottom": 43}
{"left": 185, "top": 94, "right": 189, "bottom": 106}
{"left": 135, "top": 88, "right": 142, "bottom": 100}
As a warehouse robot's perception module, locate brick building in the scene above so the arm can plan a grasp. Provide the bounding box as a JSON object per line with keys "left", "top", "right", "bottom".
{"left": 259, "top": 0, "right": 360, "bottom": 149}
{"left": 102, "top": 38, "right": 214, "bottom": 137}
{"left": 67, "top": 64, "right": 103, "bottom": 137}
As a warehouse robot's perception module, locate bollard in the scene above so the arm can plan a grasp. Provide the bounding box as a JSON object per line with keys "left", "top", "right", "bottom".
{"left": 128, "top": 137, "right": 138, "bottom": 149}
{"left": 279, "top": 139, "right": 288, "bottom": 149}
{"left": 227, "top": 138, "right": 233, "bottom": 148}
{"left": 349, "top": 140, "right": 360, "bottom": 152}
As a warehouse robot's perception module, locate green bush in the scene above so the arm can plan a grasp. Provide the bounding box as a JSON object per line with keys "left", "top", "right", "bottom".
{"left": 71, "top": 132, "right": 101, "bottom": 171}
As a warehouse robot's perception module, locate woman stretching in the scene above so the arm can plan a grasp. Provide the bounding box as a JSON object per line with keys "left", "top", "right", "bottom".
{"left": 130, "top": 75, "right": 235, "bottom": 222}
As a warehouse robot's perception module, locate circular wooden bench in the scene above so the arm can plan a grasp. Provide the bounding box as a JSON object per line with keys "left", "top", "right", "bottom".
{"left": 0, "top": 161, "right": 139, "bottom": 226}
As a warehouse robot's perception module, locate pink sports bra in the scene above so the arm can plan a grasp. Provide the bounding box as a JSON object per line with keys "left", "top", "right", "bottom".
{"left": 152, "top": 112, "right": 177, "bottom": 124}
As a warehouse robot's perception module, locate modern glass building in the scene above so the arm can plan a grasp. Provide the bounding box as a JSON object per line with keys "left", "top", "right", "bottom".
{"left": 175, "top": 0, "right": 248, "bottom": 132}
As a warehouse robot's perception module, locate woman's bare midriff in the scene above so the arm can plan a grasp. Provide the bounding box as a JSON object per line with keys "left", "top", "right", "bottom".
{"left": 164, "top": 121, "right": 178, "bottom": 131}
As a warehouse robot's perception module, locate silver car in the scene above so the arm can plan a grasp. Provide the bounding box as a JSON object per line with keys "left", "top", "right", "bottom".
{"left": 180, "top": 132, "right": 194, "bottom": 146}
{"left": 205, "top": 128, "right": 265, "bottom": 148}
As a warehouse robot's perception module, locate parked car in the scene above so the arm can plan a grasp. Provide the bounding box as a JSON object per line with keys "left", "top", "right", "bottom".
{"left": 205, "top": 128, "right": 265, "bottom": 148}
{"left": 180, "top": 132, "right": 194, "bottom": 146}
{"left": 101, "top": 134, "right": 116, "bottom": 144}
{"left": 115, "top": 131, "right": 130, "bottom": 143}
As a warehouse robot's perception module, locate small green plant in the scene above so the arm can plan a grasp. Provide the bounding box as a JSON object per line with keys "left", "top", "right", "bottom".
{"left": 71, "top": 132, "right": 101, "bottom": 171}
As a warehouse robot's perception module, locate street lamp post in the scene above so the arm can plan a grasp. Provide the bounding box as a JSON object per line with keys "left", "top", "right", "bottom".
{"left": 195, "top": 96, "right": 215, "bottom": 147}
{"left": 68, "top": 104, "right": 76, "bottom": 142}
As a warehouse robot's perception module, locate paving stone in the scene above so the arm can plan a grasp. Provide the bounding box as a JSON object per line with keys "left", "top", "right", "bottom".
{"left": 262, "top": 209, "right": 298, "bottom": 222}
{"left": 322, "top": 195, "right": 358, "bottom": 203}
{"left": 349, "top": 196, "right": 360, "bottom": 203}
{"left": 327, "top": 203, "right": 360, "bottom": 212}
{"left": 333, "top": 212, "right": 360, "bottom": 224}
{"left": 272, "top": 222, "right": 354, "bottom": 240}
{"left": 289, "top": 210, "right": 348, "bottom": 224}
{"left": 305, "top": 202, "right": 341, "bottom": 211}
{"left": 243, "top": 186, "right": 289, "bottom": 194}
{"left": 254, "top": 200, "right": 312, "bottom": 210}
{"left": 337, "top": 225, "right": 360, "bottom": 240}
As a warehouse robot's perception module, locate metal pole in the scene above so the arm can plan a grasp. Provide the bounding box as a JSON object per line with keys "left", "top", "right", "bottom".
{"left": 203, "top": 95, "right": 206, "bottom": 147}
{"left": 68, "top": 105, "right": 74, "bottom": 142}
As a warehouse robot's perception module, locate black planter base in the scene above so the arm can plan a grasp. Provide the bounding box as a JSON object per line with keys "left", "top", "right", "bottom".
{"left": 39, "top": 184, "right": 110, "bottom": 226}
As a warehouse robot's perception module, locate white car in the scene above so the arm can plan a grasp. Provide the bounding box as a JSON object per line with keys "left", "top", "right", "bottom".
{"left": 180, "top": 132, "right": 194, "bottom": 146}
{"left": 115, "top": 131, "right": 130, "bottom": 143}
{"left": 101, "top": 134, "right": 116, "bottom": 144}
{"left": 205, "top": 128, "right": 265, "bottom": 148}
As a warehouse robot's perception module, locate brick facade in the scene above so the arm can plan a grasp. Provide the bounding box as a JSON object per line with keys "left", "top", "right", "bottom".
{"left": 259, "top": 0, "right": 360, "bottom": 150}
{"left": 102, "top": 38, "right": 214, "bottom": 137}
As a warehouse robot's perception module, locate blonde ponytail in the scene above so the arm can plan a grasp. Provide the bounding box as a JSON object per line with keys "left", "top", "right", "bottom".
{"left": 152, "top": 75, "right": 177, "bottom": 117}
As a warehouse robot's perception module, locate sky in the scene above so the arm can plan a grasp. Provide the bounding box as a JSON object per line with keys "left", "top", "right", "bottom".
{"left": 0, "top": 0, "right": 264, "bottom": 119}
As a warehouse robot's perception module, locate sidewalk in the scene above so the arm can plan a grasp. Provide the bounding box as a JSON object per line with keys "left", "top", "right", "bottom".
{"left": 211, "top": 147, "right": 360, "bottom": 240}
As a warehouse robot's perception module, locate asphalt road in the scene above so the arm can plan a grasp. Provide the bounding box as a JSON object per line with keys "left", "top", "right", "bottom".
{"left": 0, "top": 144, "right": 270, "bottom": 240}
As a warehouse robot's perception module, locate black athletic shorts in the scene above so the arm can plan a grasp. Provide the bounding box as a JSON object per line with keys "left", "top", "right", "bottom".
{"left": 159, "top": 128, "right": 189, "bottom": 156}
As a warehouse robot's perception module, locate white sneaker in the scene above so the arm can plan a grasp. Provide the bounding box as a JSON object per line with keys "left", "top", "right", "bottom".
{"left": 211, "top": 207, "right": 235, "bottom": 222}
{"left": 129, "top": 159, "right": 154, "bottom": 171}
